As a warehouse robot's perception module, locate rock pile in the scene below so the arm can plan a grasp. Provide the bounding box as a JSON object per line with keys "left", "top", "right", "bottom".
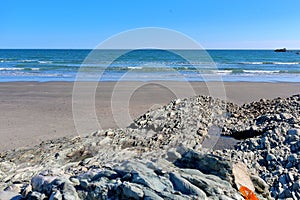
{"left": 0, "top": 94, "right": 299, "bottom": 199}
{"left": 213, "top": 95, "right": 300, "bottom": 199}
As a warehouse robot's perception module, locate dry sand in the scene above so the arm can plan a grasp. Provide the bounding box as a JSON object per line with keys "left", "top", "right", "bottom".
{"left": 0, "top": 81, "right": 299, "bottom": 151}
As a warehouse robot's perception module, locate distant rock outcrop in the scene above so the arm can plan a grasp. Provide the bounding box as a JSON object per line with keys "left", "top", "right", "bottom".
{"left": 274, "top": 48, "right": 287, "bottom": 52}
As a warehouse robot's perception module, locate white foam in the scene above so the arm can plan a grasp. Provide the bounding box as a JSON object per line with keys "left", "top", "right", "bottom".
{"left": 211, "top": 70, "right": 232, "bottom": 75}
{"left": 272, "top": 62, "right": 299, "bottom": 65}
{"left": 0, "top": 67, "right": 40, "bottom": 71}
{"left": 0, "top": 68, "right": 24, "bottom": 71}
{"left": 128, "top": 66, "right": 143, "bottom": 70}
{"left": 38, "top": 61, "right": 52, "bottom": 64}
{"left": 243, "top": 70, "right": 280, "bottom": 74}
{"left": 239, "top": 62, "right": 263, "bottom": 65}
{"left": 20, "top": 59, "right": 37, "bottom": 63}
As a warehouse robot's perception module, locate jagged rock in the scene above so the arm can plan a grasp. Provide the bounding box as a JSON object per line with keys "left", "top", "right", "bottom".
{"left": 143, "top": 187, "right": 164, "bottom": 200}
{"left": 175, "top": 151, "right": 233, "bottom": 182}
{"left": 61, "top": 180, "right": 80, "bottom": 200}
{"left": 91, "top": 169, "right": 119, "bottom": 181}
{"left": 1, "top": 94, "right": 300, "bottom": 199}
{"left": 118, "top": 182, "right": 144, "bottom": 199}
{"left": 49, "top": 190, "right": 62, "bottom": 200}
{"left": 251, "top": 175, "right": 270, "bottom": 197}
{"left": 27, "top": 191, "right": 46, "bottom": 200}
{"left": 179, "top": 168, "right": 240, "bottom": 198}
{"left": 166, "top": 149, "right": 182, "bottom": 162}
{"left": 31, "top": 175, "right": 57, "bottom": 195}
{"left": 114, "top": 161, "right": 169, "bottom": 194}
{"left": 169, "top": 172, "right": 207, "bottom": 198}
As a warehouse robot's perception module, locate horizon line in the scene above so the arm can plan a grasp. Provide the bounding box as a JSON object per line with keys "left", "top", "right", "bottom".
{"left": 1, "top": 48, "right": 300, "bottom": 50}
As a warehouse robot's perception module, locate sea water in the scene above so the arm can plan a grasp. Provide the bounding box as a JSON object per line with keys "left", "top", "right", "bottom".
{"left": 0, "top": 49, "right": 299, "bottom": 82}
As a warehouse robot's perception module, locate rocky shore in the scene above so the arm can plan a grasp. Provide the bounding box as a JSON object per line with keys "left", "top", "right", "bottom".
{"left": 0, "top": 94, "right": 299, "bottom": 200}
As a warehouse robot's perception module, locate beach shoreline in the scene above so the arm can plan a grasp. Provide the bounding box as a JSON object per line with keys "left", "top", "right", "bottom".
{"left": 0, "top": 81, "right": 299, "bottom": 152}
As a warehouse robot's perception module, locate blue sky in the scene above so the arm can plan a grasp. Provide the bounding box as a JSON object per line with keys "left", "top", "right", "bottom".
{"left": 1, "top": 0, "right": 300, "bottom": 49}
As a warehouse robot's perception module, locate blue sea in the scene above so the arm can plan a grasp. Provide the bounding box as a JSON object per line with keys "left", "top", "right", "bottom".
{"left": 0, "top": 49, "right": 300, "bottom": 82}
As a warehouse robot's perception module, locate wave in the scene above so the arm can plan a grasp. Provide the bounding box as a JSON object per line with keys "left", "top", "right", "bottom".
{"left": 238, "top": 61, "right": 300, "bottom": 65}
{"left": 211, "top": 70, "right": 232, "bottom": 75}
{"left": 38, "top": 61, "right": 53, "bottom": 64}
{"left": 0, "top": 67, "right": 40, "bottom": 71}
{"left": 19, "top": 59, "right": 38, "bottom": 63}
{"left": 243, "top": 70, "right": 280, "bottom": 74}
{"left": 127, "top": 66, "right": 143, "bottom": 70}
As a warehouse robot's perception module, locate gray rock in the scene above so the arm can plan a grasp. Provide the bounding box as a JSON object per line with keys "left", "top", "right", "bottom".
{"left": 159, "top": 191, "right": 194, "bottom": 200}
{"left": 118, "top": 182, "right": 144, "bottom": 200}
{"left": 166, "top": 149, "right": 182, "bottom": 162}
{"left": 49, "top": 190, "right": 62, "bottom": 200}
{"left": 169, "top": 172, "right": 206, "bottom": 198}
{"left": 179, "top": 168, "right": 239, "bottom": 198}
{"left": 21, "top": 184, "right": 32, "bottom": 198}
{"left": 117, "top": 161, "right": 167, "bottom": 193}
{"left": 0, "top": 162, "right": 16, "bottom": 173}
{"left": 27, "top": 191, "right": 46, "bottom": 200}
{"left": 290, "top": 141, "right": 300, "bottom": 152}
{"left": 79, "top": 179, "right": 89, "bottom": 190}
{"left": 31, "top": 175, "right": 56, "bottom": 195}
{"left": 287, "top": 129, "right": 300, "bottom": 136}
{"left": 1, "top": 94, "right": 300, "bottom": 200}
{"left": 175, "top": 151, "right": 232, "bottom": 182}
{"left": 143, "top": 188, "right": 164, "bottom": 200}
{"left": 278, "top": 188, "right": 292, "bottom": 199}
{"left": 251, "top": 175, "right": 269, "bottom": 195}
{"left": 61, "top": 180, "right": 80, "bottom": 200}
{"left": 92, "top": 169, "right": 119, "bottom": 180}
{"left": 266, "top": 153, "right": 276, "bottom": 161}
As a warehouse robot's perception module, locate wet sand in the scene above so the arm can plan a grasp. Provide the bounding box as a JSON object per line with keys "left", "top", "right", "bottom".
{"left": 0, "top": 81, "right": 299, "bottom": 151}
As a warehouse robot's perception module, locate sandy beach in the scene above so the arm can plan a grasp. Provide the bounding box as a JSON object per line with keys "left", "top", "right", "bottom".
{"left": 0, "top": 81, "right": 299, "bottom": 152}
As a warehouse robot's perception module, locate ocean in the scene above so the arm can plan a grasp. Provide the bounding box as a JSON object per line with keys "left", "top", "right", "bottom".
{"left": 0, "top": 49, "right": 299, "bottom": 82}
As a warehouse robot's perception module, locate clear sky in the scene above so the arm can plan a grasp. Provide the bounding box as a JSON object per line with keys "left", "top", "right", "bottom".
{"left": 1, "top": 0, "right": 300, "bottom": 49}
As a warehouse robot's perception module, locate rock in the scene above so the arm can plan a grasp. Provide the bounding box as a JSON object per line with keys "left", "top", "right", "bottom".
{"left": 79, "top": 179, "right": 89, "bottom": 190}
{"left": 123, "top": 162, "right": 167, "bottom": 193}
{"left": 91, "top": 169, "right": 119, "bottom": 181}
{"left": 166, "top": 149, "right": 182, "bottom": 162}
{"left": 232, "top": 162, "right": 255, "bottom": 191}
{"left": 49, "top": 190, "right": 62, "bottom": 200}
{"left": 288, "top": 128, "right": 300, "bottom": 136}
{"left": 1, "top": 94, "right": 300, "bottom": 200}
{"left": 0, "top": 162, "right": 15, "bottom": 173}
{"left": 266, "top": 153, "right": 276, "bottom": 162}
{"left": 143, "top": 188, "right": 164, "bottom": 200}
{"left": 31, "top": 175, "right": 57, "bottom": 195}
{"left": 118, "top": 182, "right": 144, "bottom": 200}
{"left": 251, "top": 175, "right": 269, "bottom": 195}
{"left": 27, "top": 191, "right": 46, "bottom": 200}
{"left": 22, "top": 184, "right": 32, "bottom": 197}
{"left": 169, "top": 172, "right": 206, "bottom": 198}
{"left": 159, "top": 191, "right": 192, "bottom": 200}
{"left": 179, "top": 168, "right": 238, "bottom": 198}
{"left": 290, "top": 141, "right": 300, "bottom": 152}
{"left": 69, "top": 177, "right": 80, "bottom": 186}
{"left": 175, "top": 151, "right": 232, "bottom": 182}
{"left": 61, "top": 180, "right": 80, "bottom": 200}
{"left": 278, "top": 188, "right": 292, "bottom": 199}
{"left": 175, "top": 99, "right": 181, "bottom": 105}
